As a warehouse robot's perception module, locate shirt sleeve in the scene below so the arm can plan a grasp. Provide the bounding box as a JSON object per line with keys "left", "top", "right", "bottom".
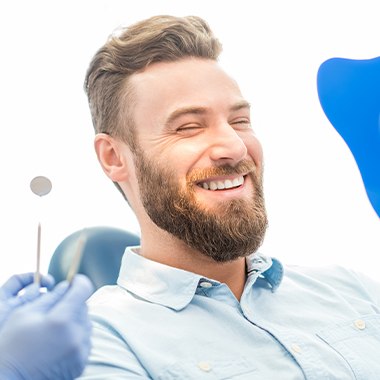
{"left": 79, "top": 316, "right": 151, "bottom": 379}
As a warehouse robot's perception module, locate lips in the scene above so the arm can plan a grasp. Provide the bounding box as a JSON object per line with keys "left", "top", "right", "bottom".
{"left": 197, "top": 175, "right": 244, "bottom": 191}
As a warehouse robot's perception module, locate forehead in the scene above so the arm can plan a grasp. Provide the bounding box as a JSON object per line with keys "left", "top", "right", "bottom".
{"left": 128, "top": 58, "right": 246, "bottom": 125}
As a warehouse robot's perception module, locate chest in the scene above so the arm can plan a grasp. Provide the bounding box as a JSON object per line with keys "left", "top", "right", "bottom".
{"left": 115, "top": 292, "right": 380, "bottom": 380}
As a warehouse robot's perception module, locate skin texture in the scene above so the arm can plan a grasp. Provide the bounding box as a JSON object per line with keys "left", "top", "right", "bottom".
{"left": 95, "top": 58, "right": 267, "bottom": 299}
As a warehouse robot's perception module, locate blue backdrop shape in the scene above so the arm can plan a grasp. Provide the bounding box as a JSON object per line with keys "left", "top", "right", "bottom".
{"left": 317, "top": 56, "right": 380, "bottom": 218}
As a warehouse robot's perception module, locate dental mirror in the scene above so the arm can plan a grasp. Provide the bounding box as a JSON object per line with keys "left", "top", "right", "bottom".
{"left": 30, "top": 176, "right": 52, "bottom": 197}
{"left": 30, "top": 176, "right": 52, "bottom": 284}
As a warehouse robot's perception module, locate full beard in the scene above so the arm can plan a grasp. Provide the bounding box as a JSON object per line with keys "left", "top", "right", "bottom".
{"left": 134, "top": 149, "right": 268, "bottom": 263}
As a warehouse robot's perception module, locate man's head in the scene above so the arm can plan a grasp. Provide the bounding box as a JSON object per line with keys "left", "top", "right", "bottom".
{"left": 85, "top": 15, "right": 268, "bottom": 261}
{"left": 85, "top": 15, "right": 222, "bottom": 149}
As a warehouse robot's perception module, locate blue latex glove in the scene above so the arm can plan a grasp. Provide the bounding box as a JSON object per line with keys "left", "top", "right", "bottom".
{"left": 0, "top": 272, "right": 55, "bottom": 326}
{"left": 0, "top": 274, "right": 94, "bottom": 380}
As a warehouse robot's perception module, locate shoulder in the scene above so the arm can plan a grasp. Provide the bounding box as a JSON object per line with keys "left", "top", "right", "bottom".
{"left": 81, "top": 285, "right": 151, "bottom": 378}
{"left": 86, "top": 284, "right": 142, "bottom": 317}
{"left": 283, "top": 263, "right": 380, "bottom": 305}
{"left": 87, "top": 284, "right": 129, "bottom": 306}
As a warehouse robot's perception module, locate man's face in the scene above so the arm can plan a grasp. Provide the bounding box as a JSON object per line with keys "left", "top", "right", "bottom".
{"left": 128, "top": 58, "right": 267, "bottom": 261}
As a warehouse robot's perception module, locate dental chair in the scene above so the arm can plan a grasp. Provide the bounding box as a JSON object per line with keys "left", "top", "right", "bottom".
{"left": 48, "top": 226, "right": 140, "bottom": 290}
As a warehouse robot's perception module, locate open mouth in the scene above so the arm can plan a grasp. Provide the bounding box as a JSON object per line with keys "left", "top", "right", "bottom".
{"left": 196, "top": 175, "right": 245, "bottom": 191}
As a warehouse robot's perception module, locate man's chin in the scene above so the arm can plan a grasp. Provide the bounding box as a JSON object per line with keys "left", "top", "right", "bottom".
{"left": 191, "top": 194, "right": 253, "bottom": 216}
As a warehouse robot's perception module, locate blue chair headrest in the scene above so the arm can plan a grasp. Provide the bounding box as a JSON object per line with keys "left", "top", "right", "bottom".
{"left": 48, "top": 226, "right": 140, "bottom": 290}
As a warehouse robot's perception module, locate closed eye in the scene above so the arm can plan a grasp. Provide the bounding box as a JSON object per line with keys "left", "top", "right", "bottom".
{"left": 231, "top": 119, "right": 251, "bottom": 129}
{"left": 176, "top": 124, "right": 205, "bottom": 136}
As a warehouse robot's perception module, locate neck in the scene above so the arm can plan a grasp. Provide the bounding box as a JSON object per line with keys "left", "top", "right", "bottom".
{"left": 139, "top": 224, "right": 247, "bottom": 300}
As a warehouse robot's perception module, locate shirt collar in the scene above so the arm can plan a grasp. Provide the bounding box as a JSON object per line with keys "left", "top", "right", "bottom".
{"left": 246, "top": 254, "right": 283, "bottom": 291}
{"left": 117, "top": 247, "right": 283, "bottom": 311}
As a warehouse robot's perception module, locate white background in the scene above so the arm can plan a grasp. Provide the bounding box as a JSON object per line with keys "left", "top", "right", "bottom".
{"left": 0, "top": 0, "right": 379, "bottom": 283}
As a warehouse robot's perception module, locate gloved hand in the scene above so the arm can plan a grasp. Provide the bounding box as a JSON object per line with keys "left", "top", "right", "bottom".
{"left": 0, "top": 274, "right": 94, "bottom": 380}
{"left": 0, "top": 272, "right": 55, "bottom": 326}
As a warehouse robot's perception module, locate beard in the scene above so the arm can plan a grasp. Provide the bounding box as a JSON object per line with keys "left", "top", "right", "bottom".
{"left": 133, "top": 148, "right": 268, "bottom": 263}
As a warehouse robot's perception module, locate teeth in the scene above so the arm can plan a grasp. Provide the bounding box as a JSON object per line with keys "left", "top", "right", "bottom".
{"left": 199, "top": 176, "right": 244, "bottom": 191}
{"left": 217, "top": 181, "right": 225, "bottom": 190}
{"left": 210, "top": 182, "right": 218, "bottom": 190}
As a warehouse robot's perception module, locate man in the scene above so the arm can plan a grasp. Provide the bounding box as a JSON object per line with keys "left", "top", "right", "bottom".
{"left": 80, "top": 15, "right": 380, "bottom": 379}
{"left": 0, "top": 272, "right": 93, "bottom": 379}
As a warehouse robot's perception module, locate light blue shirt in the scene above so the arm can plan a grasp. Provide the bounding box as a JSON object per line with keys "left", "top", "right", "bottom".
{"left": 80, "top": 247, "right": 380, "bottom": 379}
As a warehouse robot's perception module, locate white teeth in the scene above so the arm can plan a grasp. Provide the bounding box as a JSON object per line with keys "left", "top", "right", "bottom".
{"left": 199, "top": 176, "right": 244, "bottom": 191}
{"left": 217, "top": 181, "right": 225, "bottom": 190}
{"left": 209, "top": 181, "right": 218, "bottom": 190}
{"left": 224, "top": 179, "right": 233, "bottom": 188}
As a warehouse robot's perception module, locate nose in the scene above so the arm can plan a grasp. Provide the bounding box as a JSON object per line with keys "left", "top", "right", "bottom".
{"left": 208, "top": 123, "right": 248, "bottom": 164}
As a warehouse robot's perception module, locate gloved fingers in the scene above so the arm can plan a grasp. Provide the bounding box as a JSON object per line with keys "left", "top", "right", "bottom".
{"left": 5, "top": 283, "right": 41, "bottom": 308}
{"left": 0, "top": 273, "right": 55, "bottom": 301}
{"left": 50, "top": 274, "right": 94, "bottom": 318}
{"left": 69, "top": 274, "right": 94, "bottom": 302}
{"left": 0, "top": 273, "right": 34, "bottom": 297}
{"left": 6, "top": 275, "right": 60, "bottom": 308}
{"left": 18, "top": 280, "right": 71, "bottom": 313}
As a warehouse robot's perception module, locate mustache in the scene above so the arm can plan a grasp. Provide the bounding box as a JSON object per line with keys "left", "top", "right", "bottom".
{"left": 186, "top": 160, "right": 257, "bottom": 184}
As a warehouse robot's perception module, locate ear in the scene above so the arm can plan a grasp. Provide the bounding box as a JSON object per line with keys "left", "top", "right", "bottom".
{"left": 94, "top": 133, "right": 129, "bottom": 182}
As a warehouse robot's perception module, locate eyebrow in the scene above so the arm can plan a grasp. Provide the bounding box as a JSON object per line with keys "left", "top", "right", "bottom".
{"left": 230, "top": 100, "right": 251, "bottom": 112}
{"left": 165, "top": 100, "right": 251, "bottom": 127}
{"left": 165, "top": 106, "right": 207, "bottom": 128}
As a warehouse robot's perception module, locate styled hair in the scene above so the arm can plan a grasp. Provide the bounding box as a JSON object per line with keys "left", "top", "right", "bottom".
{"left": 84, "top": 15, "right": 223, "bottom": 150}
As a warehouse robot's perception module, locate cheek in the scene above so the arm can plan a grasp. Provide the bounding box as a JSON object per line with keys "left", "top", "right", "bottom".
{"left": 164, "top": 142, "right": 206, "bottom": 172}
{"left": 245, "top": 137, "right": 263, "bottom": 169}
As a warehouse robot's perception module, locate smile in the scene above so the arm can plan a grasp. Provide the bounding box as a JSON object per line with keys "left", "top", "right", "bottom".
{"left": 197, "top": 176, "right": 244, "bottom": 191}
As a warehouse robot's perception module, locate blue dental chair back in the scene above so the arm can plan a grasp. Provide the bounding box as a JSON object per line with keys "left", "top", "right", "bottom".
{"left": 48, "top": 226, "right": 140, "bottom": 290}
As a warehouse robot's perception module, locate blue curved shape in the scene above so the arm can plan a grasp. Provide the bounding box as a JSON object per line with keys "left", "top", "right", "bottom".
{"left": 317, "top": 56, "right": 380, "bottom": 218}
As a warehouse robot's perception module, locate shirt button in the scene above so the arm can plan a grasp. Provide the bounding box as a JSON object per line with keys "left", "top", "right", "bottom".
{"left": 199, "top": 281, "right": 212, "bottom": 288}
{"left": 354, "top": 319, "right": 366, "bottom": 330}
{"left": 198, "top": 361, "right": 212, "bottom": 372}
{"left": 291, "top": 343, "right": 302, "bottom": 354}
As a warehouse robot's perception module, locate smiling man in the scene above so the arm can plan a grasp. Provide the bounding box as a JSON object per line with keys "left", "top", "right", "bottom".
{"left": 80, "top": 15, "right": 380, "bottom": 380}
